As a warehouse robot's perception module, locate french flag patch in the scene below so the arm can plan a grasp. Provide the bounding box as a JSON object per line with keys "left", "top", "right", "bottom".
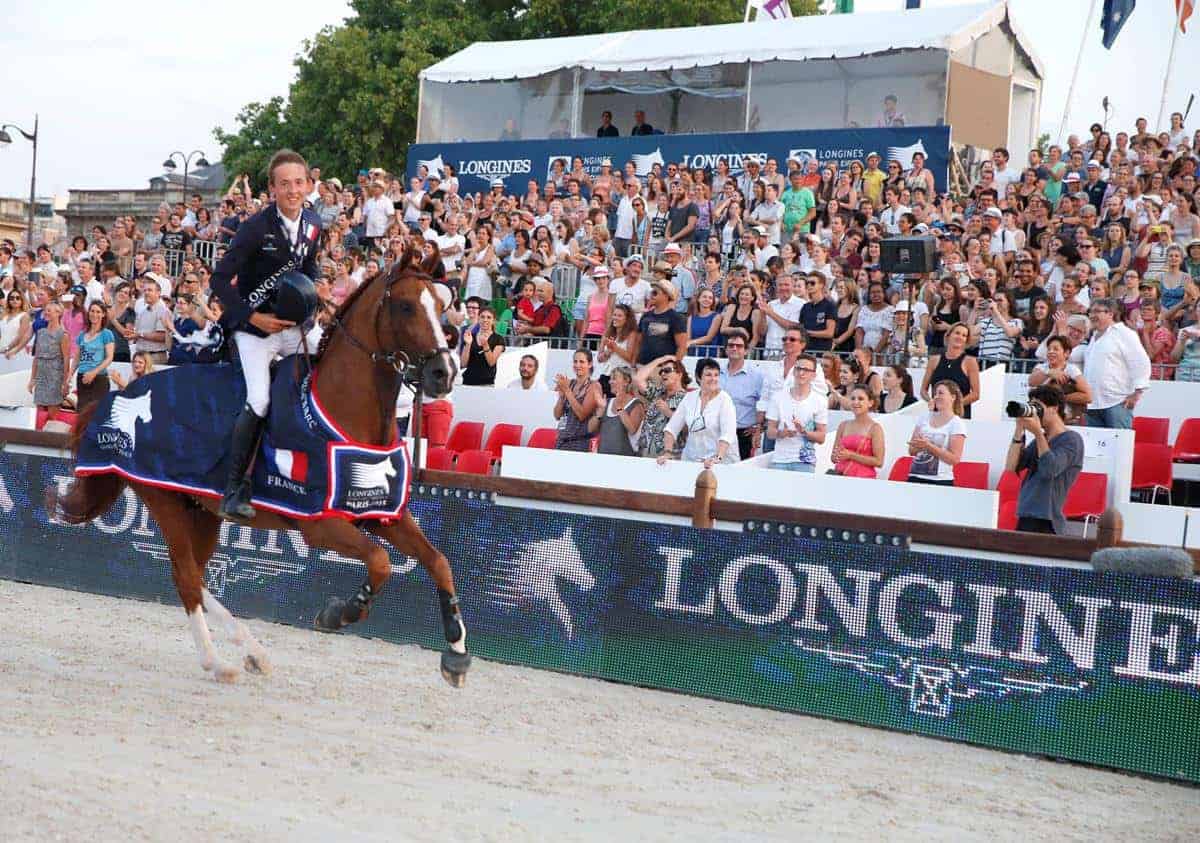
{"left": 303, "top": 221, "right": 319, "bottom": 244}
{"left": 264, "top": 440, "right": 308, "bottom": 483}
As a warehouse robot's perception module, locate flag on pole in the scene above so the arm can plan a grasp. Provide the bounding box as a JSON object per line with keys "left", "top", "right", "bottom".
{"left": 906, "top": 0, "right": 922, "bottom": 9}
{"left": 1178, "top": 0, "right": 1194, "bottom": 32}
{"left": 748, "top": 0, "right": 794, "bottom": 20}
{"left": 1101, "top": 0, "right": 1136, "bottom": 48}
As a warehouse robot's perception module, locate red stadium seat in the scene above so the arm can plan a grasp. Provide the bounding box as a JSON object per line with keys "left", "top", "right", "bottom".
{"left": 998, "top": 499, "right": 1018, "bottom": 531}
{"left": 37, "top": 408, "right": 78, "bottom": 430}
{"left": 1132, "top": 416, "right": 1170, "bottom": 445}
{"left": 445, "top": 421, "right": 484, "bottom": 454}
{"left": 1131, "top": 443, "right": 1174, "bottom": 505}
{"left": 483, "top": 423, "right": 524, "bottom": 462}
{"left": 1173, "top": 419, "right": 1200, "bottom": 463}
{"left": 952, "top": 461, "right": 989, "bottom": 490}
{"left": 454, "top": 449, "right": 495, "bottom": 476}
{"left": 997, "top": 470, "right": 1024, "bottom": 507}
{"left": 425, "top": 446, "right": 456, "bottom": 472}
{"left": 1062, "top": 472, "right": 1108, "bottom": 533}
{"left": 527, "top": 428, "right": 558, "bottom": 449}
{"left": 887, "top": 456, "right": 913, "bottom": 482}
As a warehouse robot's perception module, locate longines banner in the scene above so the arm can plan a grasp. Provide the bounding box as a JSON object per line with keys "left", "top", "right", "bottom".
{"left": 407, "top": 126, "right": 952, "bottom": 199}
{"left": 1, "top": 449, "right": 1197, "bottom": 782}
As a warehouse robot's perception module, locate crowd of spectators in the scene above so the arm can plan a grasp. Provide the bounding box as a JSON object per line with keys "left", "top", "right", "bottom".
{"left": 1, "top": 107, "right": 1196, "bottom": 468}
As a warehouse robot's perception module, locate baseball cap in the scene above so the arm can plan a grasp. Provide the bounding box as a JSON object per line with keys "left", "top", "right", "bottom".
{"left": 592, "top": 265, "right": 610, "bottom": 278}
{"left": 1086, "top": 160, "right": 1101, "bottom": 169}
{"left": 913, "top": 223, "right": 930, "bottom": 233}
{"left": 753, "top": 225, "right": 767, "bottom": 235}
{"left": 947, "top": 216, "right": 965, "bottom": 230}
{"left": 1143, "top": 193, "right": 1164, "bottom": 206}
{"left": 427, "top": 173, "right": 441, "bottom": 182}
{"left": 327, "top": 177, "right": 343, "bottom": 191}
{"left": 867, "top": 151, "right": 880, "bottom": 160}
{"left": 662, "top": 242, "right": 682, "bottom": 255}
{"left": 490, "top": 178, "right": 505, "bottom": 188}
{"left": 894, "top": 300, "right": 911, "bottom": 313}
{"left": 623, "top": 254, "right": 644, "bottom": 268}
{"left": 1064, "top": 172, "right": 1081, "bottom": 181}
{"left": 983, "top": 207, "right": 1002, "bottom": 219}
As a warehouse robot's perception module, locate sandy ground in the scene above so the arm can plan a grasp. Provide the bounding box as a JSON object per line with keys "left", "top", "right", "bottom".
{"left": 0, "top": 579, "right": 1195, "bottom": 843}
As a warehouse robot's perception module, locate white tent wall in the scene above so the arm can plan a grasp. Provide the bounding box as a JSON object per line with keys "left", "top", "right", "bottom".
{"left": 747, "top": 51, "right": 947, "bottom": 133}
{"left": 416, "top": 2, "right": 1041, "bottom": 145}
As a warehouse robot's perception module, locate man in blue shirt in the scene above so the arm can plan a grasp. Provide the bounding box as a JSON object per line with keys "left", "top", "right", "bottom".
{"left": 719, "top": 329, "right": 765, "bottom": 460}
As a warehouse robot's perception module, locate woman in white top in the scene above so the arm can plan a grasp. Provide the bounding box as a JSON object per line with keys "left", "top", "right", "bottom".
{"left": 658, "top": 358, "right": 738, "bottom": 468}
{"left": 1, "top": 288, "right": 32, "bottom": 360}
{"left": 906, "top": 380, "right": 967, "bottom": 486}
{"left": 855, "top": 281, "right": 894, "bottom": 353}
{"left": 464, "top": 226, "right": 497, "bottom": 302}
{"left": 1028, "top": 335, "right": 1092, "bottom": 424}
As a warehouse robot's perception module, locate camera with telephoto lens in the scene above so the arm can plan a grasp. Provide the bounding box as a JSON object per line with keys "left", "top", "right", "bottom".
{"left": 1006, "top": 400, "right": 1044, "bottom": 419}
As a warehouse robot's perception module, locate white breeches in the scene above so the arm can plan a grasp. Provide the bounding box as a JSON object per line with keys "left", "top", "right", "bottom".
{"left": 235, "top": 327, "right": 303, "bottom": 416}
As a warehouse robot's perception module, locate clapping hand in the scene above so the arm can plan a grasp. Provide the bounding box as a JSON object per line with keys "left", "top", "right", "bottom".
{"left": 909, "top": 432, "right": 928, "bottom": 453}
{"left": 554, "top": 373, "right": 570, "bottom": 393}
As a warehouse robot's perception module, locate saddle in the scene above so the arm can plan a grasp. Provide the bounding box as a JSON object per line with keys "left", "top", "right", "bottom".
{"left": 75, "top": 357, "right": 411, "bottom": 521}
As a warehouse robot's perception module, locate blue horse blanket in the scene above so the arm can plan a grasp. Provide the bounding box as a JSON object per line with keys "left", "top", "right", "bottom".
{"left": 75, "top": 358, "right": 411, "bottom": 520}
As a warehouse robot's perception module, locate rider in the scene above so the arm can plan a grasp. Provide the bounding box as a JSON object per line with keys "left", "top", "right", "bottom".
{"left": 210, "top": 149, "right": 322, "bottom": 523}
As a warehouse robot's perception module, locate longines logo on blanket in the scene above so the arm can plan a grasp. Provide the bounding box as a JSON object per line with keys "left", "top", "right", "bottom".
{"left": 96, "top": 392, "right": 153, "bottom": 458}
{"left": 327, "top": 444, "right": 410, "bottom": 516}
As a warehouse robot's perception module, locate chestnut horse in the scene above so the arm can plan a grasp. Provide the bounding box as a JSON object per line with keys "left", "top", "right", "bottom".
{"left": 50, "top": 248, "right": 472, "bottom": 686}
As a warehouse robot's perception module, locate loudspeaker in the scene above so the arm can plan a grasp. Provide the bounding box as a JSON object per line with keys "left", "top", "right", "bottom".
{"left": 880, "top": 236, "right": 938, "bottom": 274}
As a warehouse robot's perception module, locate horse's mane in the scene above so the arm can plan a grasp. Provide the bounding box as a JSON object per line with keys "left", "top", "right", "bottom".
{"left": 313, "top": 246, "right": 437, "bottom": 362}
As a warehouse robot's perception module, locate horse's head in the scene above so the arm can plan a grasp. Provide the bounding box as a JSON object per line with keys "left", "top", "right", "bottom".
{"left": 330, "top": 247, "right": 457, "bottom": 397}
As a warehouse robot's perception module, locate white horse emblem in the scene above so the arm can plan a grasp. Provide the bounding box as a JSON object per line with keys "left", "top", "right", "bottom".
{"left": 509, "top": 527, "right": 597, "bottom": 640}
{"left": 631, "top": 148, "right": 665, "bottom": 177}
{"left": 887, "top": 139, "right": 928, "bottom": 171}
{"left": 103, "top": 392, "right": 153, "bottom": 450}
{"left": 349, "top": 458, "right": 397, "bottom": 491}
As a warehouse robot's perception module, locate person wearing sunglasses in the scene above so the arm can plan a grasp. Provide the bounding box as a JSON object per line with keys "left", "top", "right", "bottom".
{"left": 765, "top": 353, "right": 826, "bottom": 473}
{"left": 1, "top": 288, "right": 32, "bottom": 360}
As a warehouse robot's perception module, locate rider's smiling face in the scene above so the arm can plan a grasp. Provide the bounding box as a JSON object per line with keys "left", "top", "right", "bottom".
{"left": 271, "top": 162, "right": 309, "bottom": 220}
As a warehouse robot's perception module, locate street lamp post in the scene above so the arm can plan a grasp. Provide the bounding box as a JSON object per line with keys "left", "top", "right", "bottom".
{"left": 162, "top": 149, "right": 211, "bottom": 202}
{"left": 0, "top": 114, "right": 39, "bottom": 251}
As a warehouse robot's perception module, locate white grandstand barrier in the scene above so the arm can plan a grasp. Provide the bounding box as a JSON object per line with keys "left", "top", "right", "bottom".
{"left": 501, "top": 445, "right": 1000, "bottom": 530}
{"left": 1116, "top": 502, "right": 1190, "bottom": 547}
{"left": 1186, "top": 511, "right": 1200, "bottom": 549}
{"left": 193, "top": 240, "right": 219, "bottom": 266}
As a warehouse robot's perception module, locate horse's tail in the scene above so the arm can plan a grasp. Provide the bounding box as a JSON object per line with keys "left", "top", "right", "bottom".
{"left": 48, "top": 401, "right": 126, "bottom": 525}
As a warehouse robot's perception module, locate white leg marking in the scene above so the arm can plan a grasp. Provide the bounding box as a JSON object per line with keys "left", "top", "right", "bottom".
{"left": 202, "top": 589, "right": 272, "bottom": 675}
{"left": 450, "top": 620, "right": 468, "bottom": 655}
{"left": 188, "top": 608, "right": 238, "bottom": 683}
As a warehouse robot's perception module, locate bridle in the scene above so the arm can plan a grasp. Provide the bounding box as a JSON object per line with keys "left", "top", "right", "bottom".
{"left": 324, "top": 265, "right": 439, "bottom": 389}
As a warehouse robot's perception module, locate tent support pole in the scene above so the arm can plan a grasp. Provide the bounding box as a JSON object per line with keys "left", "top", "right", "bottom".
{"left": 571, "top": 68, "right": 582, "bottom": 137}
{"left": 415, "top": 78, "right": 424, "bottom": 143}
{"left": 1057, "top": 0, "right": 1100, "bottom": 145}
{"left": 744, "top": 61, "right": 753, "bottom": 132}
{"left": 1155, "top": 2, "right": 1184, "bottom": 132}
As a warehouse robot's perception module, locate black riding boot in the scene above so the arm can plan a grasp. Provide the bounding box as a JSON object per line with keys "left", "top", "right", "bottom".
{"left": 219, "top": 405, "right": 265, "bottom": 524}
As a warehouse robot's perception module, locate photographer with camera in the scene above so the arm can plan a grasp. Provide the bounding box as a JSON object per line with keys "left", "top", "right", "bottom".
{"left": 1004, "top": 384, "right": 1085, "bottom": 535}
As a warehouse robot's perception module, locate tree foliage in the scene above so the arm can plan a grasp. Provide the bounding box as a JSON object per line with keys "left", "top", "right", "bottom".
{"left": 214, "top": 0, "right": 818, "bottom": 189}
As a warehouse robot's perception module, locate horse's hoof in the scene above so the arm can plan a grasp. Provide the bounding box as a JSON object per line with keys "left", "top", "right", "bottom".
{"left": 313, "top": 597, "right": 346, "bottom": 633}
{"left": 213, "top": 663, "right": 241, "bottom": 684}
{"left": 440, "top": 649, "right": 472, "bottom": 688}
{"left": 244, "top": 652, "right": 272, "bottom": 675}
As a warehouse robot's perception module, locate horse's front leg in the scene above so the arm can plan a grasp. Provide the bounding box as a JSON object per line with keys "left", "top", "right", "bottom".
{"left": 301, "top": 518, "right": 392, "bottom": 634}
{"left": 363, "top": 512, "right": 471, "bottom": 688}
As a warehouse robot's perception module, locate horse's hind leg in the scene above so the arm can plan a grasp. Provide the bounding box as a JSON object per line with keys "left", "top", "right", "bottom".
{"left": 363, "top": 513, "right": 471, "bottom": 687}
{"left": 137, "top": 486, "right": 239, "bottom": 683}
{"left": 189, "top": 506, "right": 272, "bottom": 676}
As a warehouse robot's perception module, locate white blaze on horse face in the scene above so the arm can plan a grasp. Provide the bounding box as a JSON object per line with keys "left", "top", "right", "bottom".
{"left": 420, "top": 288, "right": 447, "bottom": 350}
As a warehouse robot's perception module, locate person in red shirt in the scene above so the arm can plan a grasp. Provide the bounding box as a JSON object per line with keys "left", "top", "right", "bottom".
{"left": 523, "top": 279, "right": 567, "bottom": 338}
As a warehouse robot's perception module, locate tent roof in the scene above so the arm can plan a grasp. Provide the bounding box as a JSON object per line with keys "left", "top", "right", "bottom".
{"left": 421, "top": 1, "right": 1043, "bottom": 84}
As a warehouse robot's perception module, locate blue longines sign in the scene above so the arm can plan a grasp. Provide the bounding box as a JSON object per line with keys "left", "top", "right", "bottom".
{"left": 1, "top": 448, "right": 1197, "bottom": 781}
{"left": 408, "top": 126, "right": 951, "bottom": 198}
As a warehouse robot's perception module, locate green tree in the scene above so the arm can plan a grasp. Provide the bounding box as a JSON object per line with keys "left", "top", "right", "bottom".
{"left": 214, "top": 0, "right": 819, "bottom": 187}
